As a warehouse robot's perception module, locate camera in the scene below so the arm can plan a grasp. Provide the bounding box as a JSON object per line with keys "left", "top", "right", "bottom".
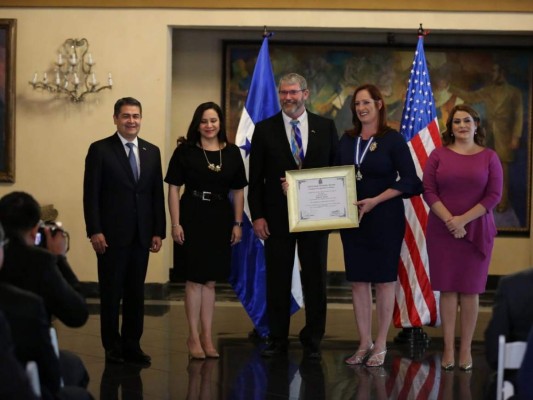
{"left": 34, "top": 221, "right": 69, "bottom": 252}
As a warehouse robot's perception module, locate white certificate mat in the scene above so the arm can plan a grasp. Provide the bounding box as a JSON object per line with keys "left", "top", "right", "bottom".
{"left": 286, "top": 165, "right": 358, "bottom": 232}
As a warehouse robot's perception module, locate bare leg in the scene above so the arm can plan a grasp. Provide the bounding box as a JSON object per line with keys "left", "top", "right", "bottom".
{"left": 363, "top": 282, "right": 395, "bottom": 366}
{"left": 440, "top": 292, "right": 458, "bottom": 366}
{"left": 199, "top": 281, "right": 219, "bottom": 357}
{"left": 374, "top": 282, "right": 395, "bottom": 351}
{"left": 352, "top": 282, "right": 374, "bottom": 350}
{"left": 185, "top": 281, "right": 205, "bottom": 358}
{"left": 458, "top": 293, "right": 479, "bottom": 366}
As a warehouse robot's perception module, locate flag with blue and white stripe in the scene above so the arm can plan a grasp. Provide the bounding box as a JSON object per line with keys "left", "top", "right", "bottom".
{"left": 229, "top": 35, "right": 303, "bottom": 338}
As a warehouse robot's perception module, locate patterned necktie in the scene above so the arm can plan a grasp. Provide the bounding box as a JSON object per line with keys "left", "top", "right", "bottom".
{"left": 126, "top": 142, "right": 139, "bottom": 181}
{"left": 290, "top": 119, "right": 304, "bottom": 168}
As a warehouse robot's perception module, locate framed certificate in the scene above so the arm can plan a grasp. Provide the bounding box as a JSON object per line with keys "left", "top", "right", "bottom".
{"left": 286, "top": 165, "right": 358, "bottom": 232}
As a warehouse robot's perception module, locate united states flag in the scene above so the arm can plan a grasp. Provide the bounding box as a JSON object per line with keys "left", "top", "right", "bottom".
{"left": 393, "top": 33, "right": 441, "bottom": 328}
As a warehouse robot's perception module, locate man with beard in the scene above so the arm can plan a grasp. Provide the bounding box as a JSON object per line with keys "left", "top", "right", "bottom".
{"left": 248, "top": 73, "right": 338, "bottom": 360}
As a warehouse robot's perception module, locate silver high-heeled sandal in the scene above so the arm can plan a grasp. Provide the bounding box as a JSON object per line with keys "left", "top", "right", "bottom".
{"left": 365, "top": 348, "right": 387, "bottom": 367}
{"left": 345, "top": 343, "right": 374, "bottom": 365}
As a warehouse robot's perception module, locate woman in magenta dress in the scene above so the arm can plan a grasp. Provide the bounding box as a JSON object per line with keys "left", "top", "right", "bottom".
{"left": 423, "top": 104, "right": 503, "bottom": 371}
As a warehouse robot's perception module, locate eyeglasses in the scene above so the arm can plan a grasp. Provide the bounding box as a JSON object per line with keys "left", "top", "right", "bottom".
{"left": 278, "top": 89, "right": 306, "bottom": 96}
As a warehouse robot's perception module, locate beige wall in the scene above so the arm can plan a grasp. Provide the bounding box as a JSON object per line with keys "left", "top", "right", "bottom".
{"left": 0, "top": 7, "right": 532, "bottom": 284}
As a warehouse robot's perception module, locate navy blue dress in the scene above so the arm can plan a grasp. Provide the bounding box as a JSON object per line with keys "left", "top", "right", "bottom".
{"left": 335, "top": 130, "right": 422, "bottom": 283}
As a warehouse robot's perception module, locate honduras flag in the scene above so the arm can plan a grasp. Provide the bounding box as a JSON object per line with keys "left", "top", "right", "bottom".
{"left": 229, "top": 35, "right": 303, "bottom": 338}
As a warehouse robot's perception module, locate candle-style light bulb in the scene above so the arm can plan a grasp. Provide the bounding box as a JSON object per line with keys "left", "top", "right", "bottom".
{"left": 55, "top": 71, "right": 61, "bottom": 85}
{"left": 57, "top": 53, "right": 64, "bottom": 66}
{"left": 91, "top": 73, "right": 97, "bottom": 86}
{"left": 74, "top": 73, "right": 80, "bottom": 85}
{"left": 43, "top": 72, "right": 48, "bottom": 84}
{"left": 70, "top": 51, "right": 77, "bottom": 66}
{"left": 87, "top": 53, "right": 94, "bottom": 65}
{"left": 108, "top": 73, "right": 113, "bottom": 87}
{"left": 32, "top": 72, "right": 37, "bottom": 84}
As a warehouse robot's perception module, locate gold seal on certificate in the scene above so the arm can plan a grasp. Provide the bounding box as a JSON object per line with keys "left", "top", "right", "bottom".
{"left": 285, "top": 165, "right": 359, "bottom": 232}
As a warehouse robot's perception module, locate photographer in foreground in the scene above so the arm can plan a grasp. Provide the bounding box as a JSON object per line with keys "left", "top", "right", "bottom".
{"left": 0, "top": 191, "right": 90, "bottom": 389}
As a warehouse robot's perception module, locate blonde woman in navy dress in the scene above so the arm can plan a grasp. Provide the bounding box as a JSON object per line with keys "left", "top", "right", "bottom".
{"left": 423, "top": 104, "right": 502, "bottom": 371}
{"left": 336, "top": 84, "right": 422, "bottom": 367}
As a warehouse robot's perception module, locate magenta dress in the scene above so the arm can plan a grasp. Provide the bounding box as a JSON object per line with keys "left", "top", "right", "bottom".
{"left": 423, "top": 147, "right": 503, "bottom": 294}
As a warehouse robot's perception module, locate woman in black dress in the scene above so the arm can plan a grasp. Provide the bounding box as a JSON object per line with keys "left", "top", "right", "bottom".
{"left": 165, "top": 102, "right": 247, "bottom": 359}
{"left": 336, "top": 85, "right": 422, "bottom": 367}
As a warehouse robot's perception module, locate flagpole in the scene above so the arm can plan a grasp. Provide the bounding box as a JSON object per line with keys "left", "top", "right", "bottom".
{"left": 393, "top": 23, "right": 435, "bottom": 356}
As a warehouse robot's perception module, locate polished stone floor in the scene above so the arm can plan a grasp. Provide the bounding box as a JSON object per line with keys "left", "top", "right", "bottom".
{"left": 54, "top": 295, "right": 496, "bottom": 400}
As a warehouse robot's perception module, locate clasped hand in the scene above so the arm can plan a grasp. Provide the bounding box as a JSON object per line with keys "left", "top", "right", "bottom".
{"left": 445, "top": 216, "right": 467, "bottom": 239}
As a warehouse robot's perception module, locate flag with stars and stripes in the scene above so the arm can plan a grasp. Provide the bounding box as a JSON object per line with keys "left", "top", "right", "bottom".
{"left": 393, "top": 34, "right": 441, "bottom": 328}
{"left": 229, "top": 35, "right": 303, "bottom": 338}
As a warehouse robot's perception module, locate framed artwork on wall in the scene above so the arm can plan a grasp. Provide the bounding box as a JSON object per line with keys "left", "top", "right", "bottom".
{"left": 224, "top": 40, "right": 532, "bottom": 234}
{"left": 0, "top": 19, "right": 16, "bottom": 183}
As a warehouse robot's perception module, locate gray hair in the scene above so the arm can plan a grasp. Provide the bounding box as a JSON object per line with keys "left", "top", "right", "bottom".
{"left": 278, "top": 73, "right": 308, "bottom": 91}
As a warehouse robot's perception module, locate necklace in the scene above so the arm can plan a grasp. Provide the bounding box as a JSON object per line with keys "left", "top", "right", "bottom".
{"left": 202, "top": 145, "right": 222, "bottom": 172}
{"left": 354, "top": 136, "right": 374, "bottom": 181}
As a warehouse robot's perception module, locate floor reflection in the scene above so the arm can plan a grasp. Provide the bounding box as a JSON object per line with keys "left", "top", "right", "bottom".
{"left": 213, "top": 339, "right": 489, "bottom": 399}
{"left": 186, "top": 359, "right": 218, "bottom": 400}
{"left": 55, "top": 301, "right": 493, "bottom": 399}
{"left": 100, "top": 362, "right": 144, "bottom": 400}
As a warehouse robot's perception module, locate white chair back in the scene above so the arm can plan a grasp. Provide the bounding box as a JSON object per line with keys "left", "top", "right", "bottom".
{"left": 496, "top": 335, "right": 527, "bottom": 400}
{"left": 25, "top": 361, "right": 41, "bottom": 397}
{"left": 49, "top": 326, "right": 64, "bottom": 388}
{"left": 49, "top": 327, "right": 60, "bottom": 358}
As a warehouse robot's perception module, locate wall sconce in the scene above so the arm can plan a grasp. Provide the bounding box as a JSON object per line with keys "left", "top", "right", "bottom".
{"left": 29, "top": 38, "right": 113, "bottom": 103}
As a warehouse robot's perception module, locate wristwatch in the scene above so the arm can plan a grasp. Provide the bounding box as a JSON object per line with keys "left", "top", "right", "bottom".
{"left": 234, "top": 221, "right": 243, "bottom": 227}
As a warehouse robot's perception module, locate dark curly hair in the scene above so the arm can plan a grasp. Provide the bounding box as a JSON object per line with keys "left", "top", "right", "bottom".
{"left": 442, "top": 104, "right": 485, "bottom": 146}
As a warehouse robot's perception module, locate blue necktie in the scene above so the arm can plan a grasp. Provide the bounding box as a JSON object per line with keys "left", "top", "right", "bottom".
{"left": 126, "top": 142, "right": 139, "bottom": 181}
{"left": 290, "top": 119, "right": 304, "bottom": 168}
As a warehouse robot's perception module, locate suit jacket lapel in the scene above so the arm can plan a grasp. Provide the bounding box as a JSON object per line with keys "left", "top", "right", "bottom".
{"left": 302, "top": 112, "right": 320, "bottom": 168}
{"left": 112, "top": 133, "right": 137, "bottom": 184}
{"left": 137, "top": 139, "right": 149, "bottom": 184}
{"left": 274, "top": 113, "right": 299, "bottom": 169}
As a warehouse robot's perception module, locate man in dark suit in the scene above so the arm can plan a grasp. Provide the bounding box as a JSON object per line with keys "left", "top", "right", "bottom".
{"left": 484, "top": 268, "right": 533, "bottom": 399}
{"left": 83, "top": 97, "right": 166, "bottom": 366}
{"left": 248, "top": 73, "right": 338, "bottom": 359}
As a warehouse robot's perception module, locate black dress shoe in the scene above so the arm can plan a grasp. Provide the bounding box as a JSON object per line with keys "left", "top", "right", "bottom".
{"left": 124, "top": 350, "right": 151, "bottom": 365}
{"left": 105, "top": 349, "right": 124, "bottom": 364}
{"left": 261, "top": 342, "right": 288, "bottom": 358}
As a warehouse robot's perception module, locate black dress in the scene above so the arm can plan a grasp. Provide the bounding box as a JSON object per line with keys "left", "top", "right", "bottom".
{"left": 335, "top": 130, "right": 422, "bottom": 283}
{"left": 165, "top": 143, "right": 247, "bottom": 283}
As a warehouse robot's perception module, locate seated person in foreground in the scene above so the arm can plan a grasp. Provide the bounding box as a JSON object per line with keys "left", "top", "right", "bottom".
{"left": 484, "top": 268, "right": 533, "bottom": 399}
{"left": 0, "top": 192, "right": 90, "bottom": 389}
